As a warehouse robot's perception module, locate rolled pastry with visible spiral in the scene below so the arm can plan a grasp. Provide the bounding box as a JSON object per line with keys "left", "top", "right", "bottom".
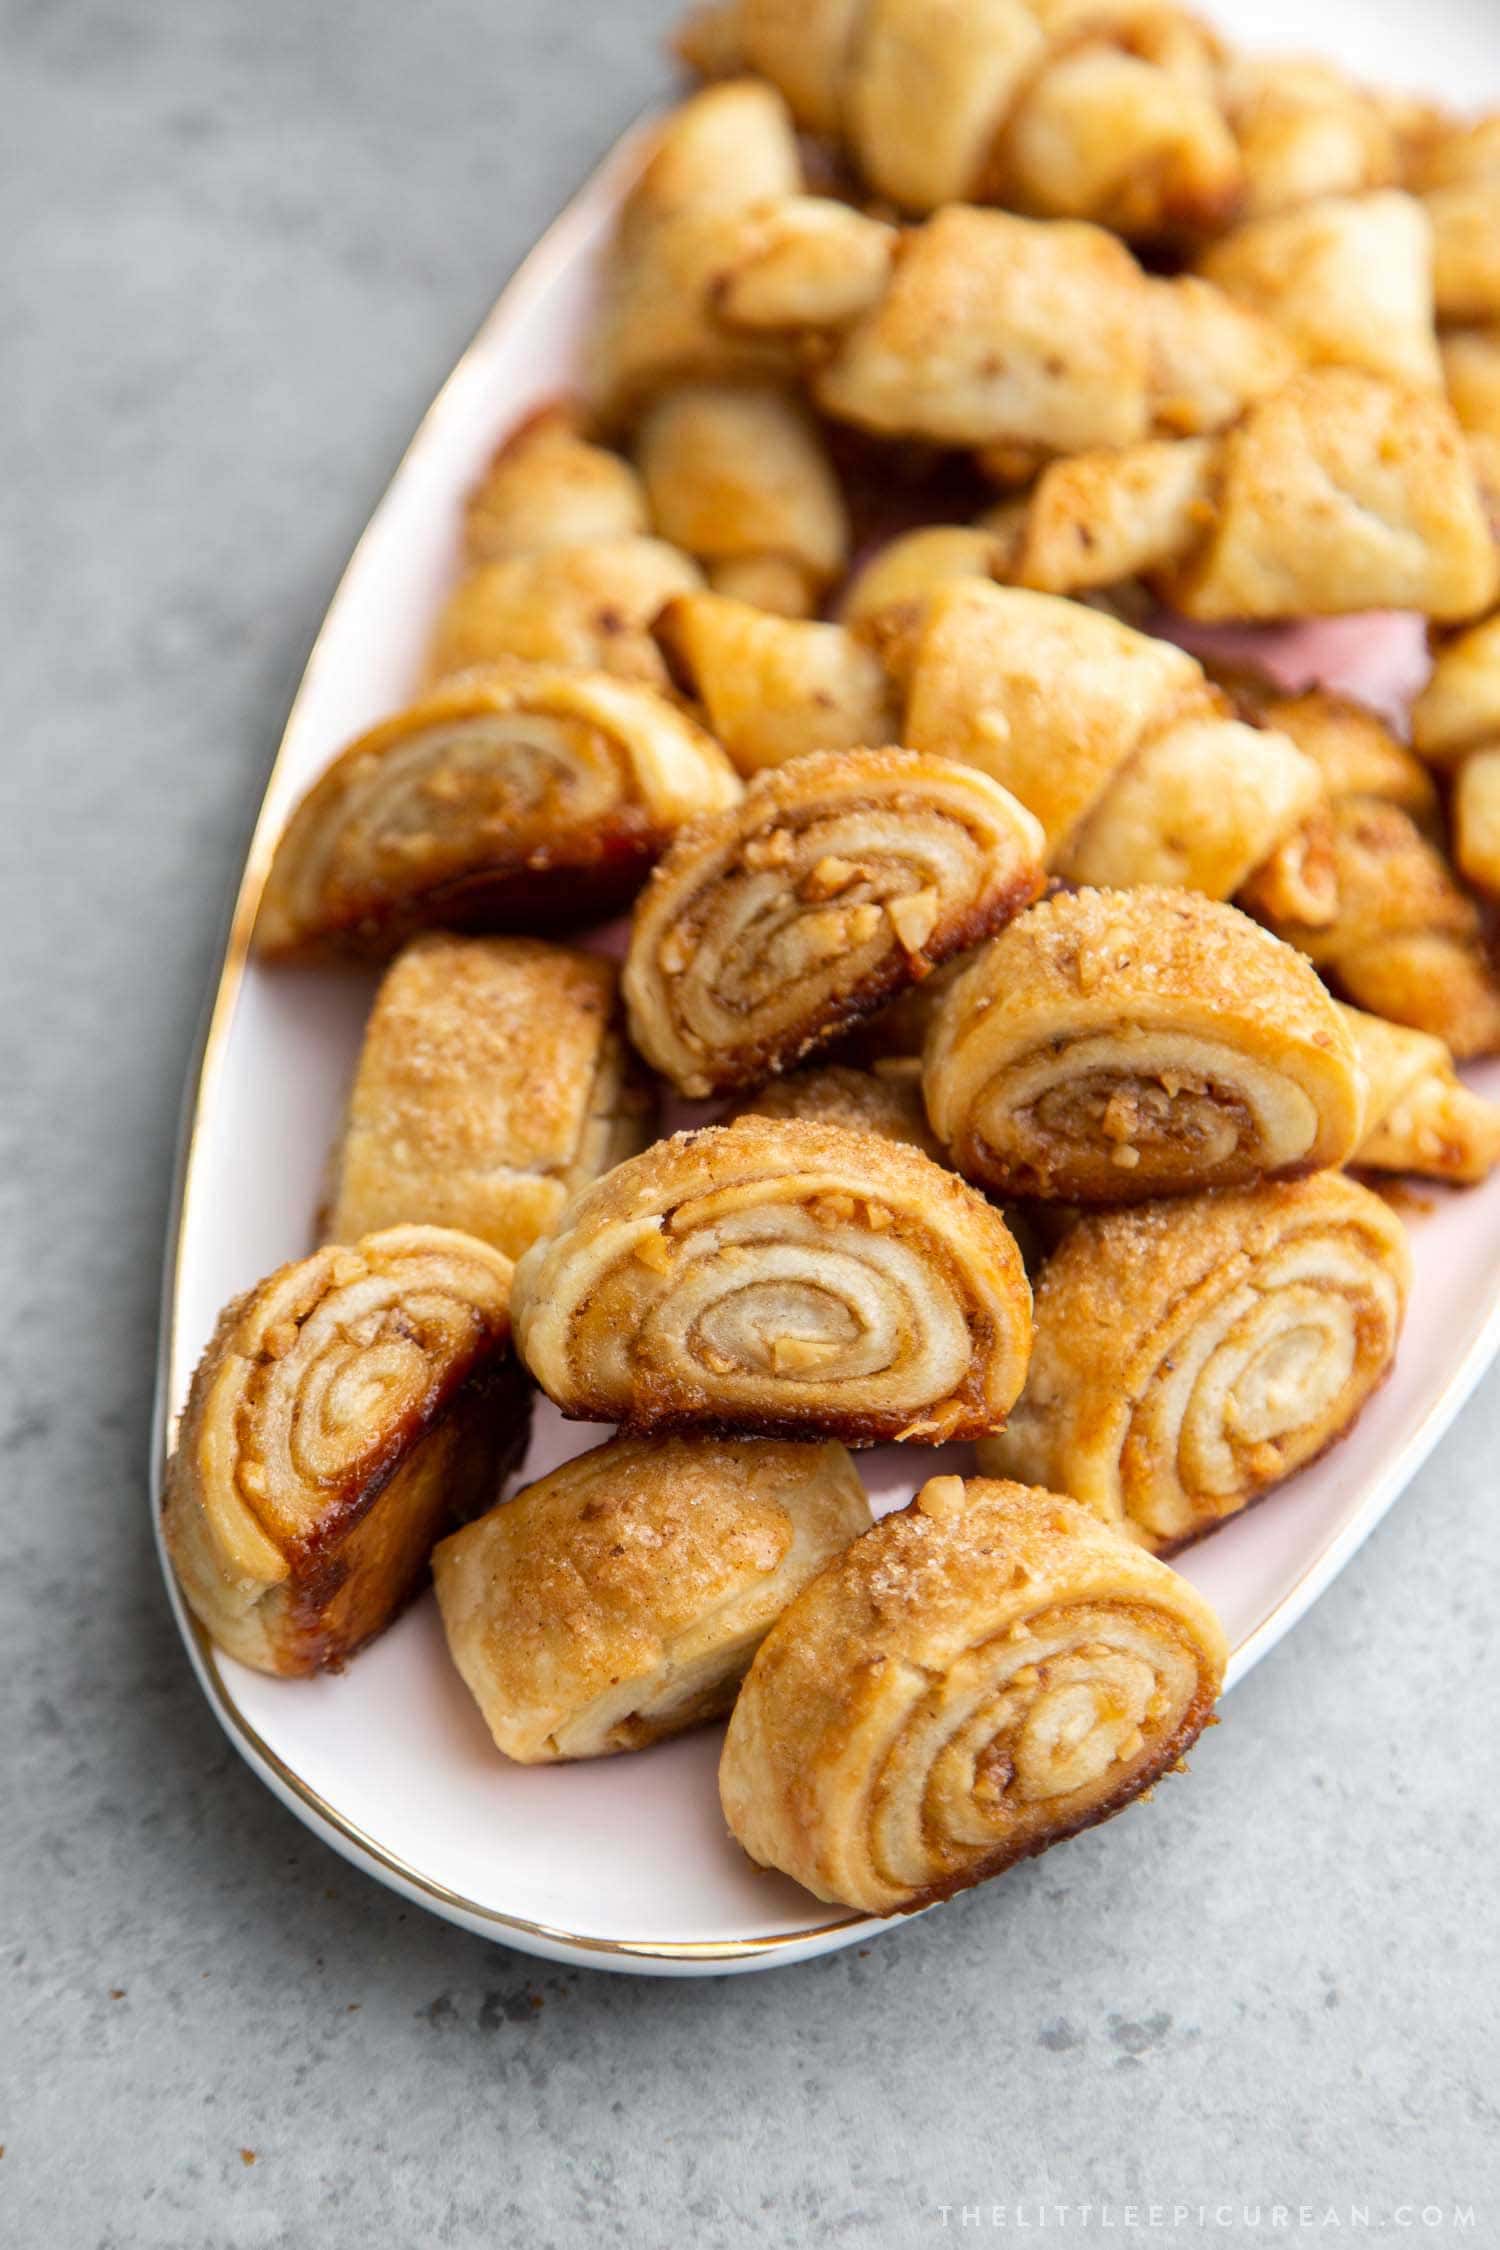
{"left": 980, "top": 1174, "right": 1411, "bottom": 1554}
{"left": 924, "top": 889, "right": 1364, "bottom": 1202}
{"left": 434, "top": 1435, "right": 871, "bottom": 1762}
{"left": 656, "top": 593, "right": 898, "bottom": 776}
{"left": 326, "top": 937, "right": 655, "bottom": 1261}
{"left": 623, "top": 746, "right": 1046, "bottom": 1096}
{"left": 162, "top": 1227, "right": 528, "bottom": 1676}
{"left": 255, "top": 665, "right": 742, "bottom": 959}
{"left": 634, "top": 382, "right": 849, "bottom": 617}
{"left": 510, "top": 1118, "right": 1033, "bottom": 1444}
{"left": 1341, "top": 1006, "right": 1500, "bottom": 1185}
{"left": 729, "top": 1062, "right": 940, "bottom": 1159}
{"left": 678, "top": 0, "right": 1242, "bottom": 241}
{"left": 719, "top": 1473, "right": 1228, "bottom": 1914}
{"left": 989, "top": 370, "right": 1498, "bottom": 621}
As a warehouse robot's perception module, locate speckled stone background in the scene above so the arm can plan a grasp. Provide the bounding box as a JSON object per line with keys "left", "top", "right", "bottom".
{"left": 4, "top": 4, "right": 1499, "bottom": 2245}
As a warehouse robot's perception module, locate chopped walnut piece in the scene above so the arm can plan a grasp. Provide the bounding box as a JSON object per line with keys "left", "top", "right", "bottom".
{"left": 801, "top": 854, "right": 862, "bottom": 900}
{"left": 632, "top": 1229, "right": 673, "bottom": 1275}
{"left": 770, "top": 1335, "right": 840, "bottom": 1373}
{"left": 887, "top": 888, "right": 941, "bottom": 958}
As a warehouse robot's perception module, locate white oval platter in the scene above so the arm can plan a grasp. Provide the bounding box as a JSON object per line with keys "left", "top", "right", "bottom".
{"left": 152, "top": 3, "right": 1500, "bottom": 1975}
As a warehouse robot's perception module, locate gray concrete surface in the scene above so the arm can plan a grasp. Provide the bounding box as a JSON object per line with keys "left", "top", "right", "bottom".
{"left": 3, "top": 4, "right": 1498, "bottom": 2245}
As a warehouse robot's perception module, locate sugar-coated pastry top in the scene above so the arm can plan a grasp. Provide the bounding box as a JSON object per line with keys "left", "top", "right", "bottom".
{"left": 434, "top": 1433, "right": 871, "bottom": 1761}
{"left": 719, "top": 1473, "right": 1229, "bottom": 1912}
{"left": 327, "top": 936, "right": 654, "bottom": 1260}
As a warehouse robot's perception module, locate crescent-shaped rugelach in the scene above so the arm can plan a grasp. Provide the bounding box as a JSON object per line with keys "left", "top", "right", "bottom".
{"left": 680, "top": 0, "right": 1242, "bottom": 240}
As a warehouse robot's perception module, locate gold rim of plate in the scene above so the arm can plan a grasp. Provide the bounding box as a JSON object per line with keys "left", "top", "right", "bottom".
{"left": 148, "top": 112, "right": 1500, "bottom": 1968}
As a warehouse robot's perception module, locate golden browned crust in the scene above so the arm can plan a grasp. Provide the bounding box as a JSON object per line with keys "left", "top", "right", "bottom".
{"left": 433, "top": 1434, "right": 871, "bottom": 1761}
{"left": 634, "top": 381, "right": 848, "bottom": 614}
{"left": 254, "top": 666, "right": 742, "bottom": 960}
{"left": 924, "top": 888, "right": 1365, "bottom": 1201}
{"left": 161, "top": 1227, "right": 528, "bottom": 1676}
{"left": 985, "top": 370, "right": 1498, "bottom": 622}
{"left": 1162, "top": 370, "right": 1499, "bottom": 622}
{"left": 899, "top": 581, "right": 1207, "bottom": 855}
{"left": 326, "top": 937, "right": 655, "bottom": 1260}
{"left": 461, "top": 405, "right": 651, "bottom": 566}
{"left": 980, "top": 1175, "right": 1411, "bottom": 1553}
{"left": 586, "top": 81, "right": 805, "bottom": 423}
{"left": 509, "top": 1118, "right": 1033, "bottom": 1445}
{"left": 622, "top": 746, "right": 1047, "bottom": 1096}
{"left": 1341, "top": 1004, "right": 1500, "bottom": 1185}
{"left": 718, "top": 1474, "right": 1228, "bottom": 1913}
{"left": 1243, "top": 794, "right": 1500, "bottom": 1061}
{"left": 1414, "top": 610, "right": 1500, "bottom": 768}
{"left": 684, "top": 0, "right": 1242, "bottom": 241}
{"left": 809, "top": 207, "right": 1154, "bottom": 455}
{"left": 1196, "top": 190, "right": 1442, "bottom": 391}
{"left": 1220, "top": 51, "right": 1411, "bottom": 221}
{"left": 728, "top": 1062, "right": 940, "bottom": 1157}
{"left": 1240, "top": 690, "right": 1440, "bottom": 832}
{"left": 655, "top": 594, "right": 898, "bottom": 777}
{"left": 895, "top": 582, "right": 1321, "bottom": 898}
{"left": 426, "top": 538, "right": 704, "bottom": 689}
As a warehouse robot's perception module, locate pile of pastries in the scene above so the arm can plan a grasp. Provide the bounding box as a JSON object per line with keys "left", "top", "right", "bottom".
{"left": 164, "top": 0, "right": 1500, "bottom": 1922}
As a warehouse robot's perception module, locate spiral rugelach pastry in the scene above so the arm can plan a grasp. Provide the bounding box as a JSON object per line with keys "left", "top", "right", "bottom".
{"left": 510, "top": 1118, "right": 1033, "bottom": 1445}
{"left": 255, "top": 665, "right": 742, "bottom": 959}
{"left": 434, "top": 1435, "right": 870, "bottom": 1762}
{"left": 162, "top": 1227, "right": 529, "bottom": 1677}
{"left": 980, "top": 1174, "right": 1411, "bottom": 1554}
{"left": 1413, "top": 609, "right": 1500, "bottom": 898}
{"left": 678, "top": 0, "right": 1242, "bottom": 241}
{"left": 716, "top": 202, "right": 1294, "bottom": 470}
{"left": 622, "top": 747, "right": 1047, "bottom": 1097}
{"left": 718, "top": 1473, "right": 1228, "bottom": 1914}
{"left": 986, "top": 370, "right": 1498, "bottom": 621}
{"left": 1340, "top": 1005, "right": 1500, "bottom": 1186}
{"left": 1238, "top": 691, "right": 1500, "bottom": 1061}
{"left": 634, "top": 382, "right": 849, "bottom": 618}
{"left": 892, "top": 583, "right": 1323, "bottom": 900}
{"left": 924, "top": 889, "right": 1364, "bottom": 1202}
{"left": 326, "top": 937, "right": 655, "bottom": 1262}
